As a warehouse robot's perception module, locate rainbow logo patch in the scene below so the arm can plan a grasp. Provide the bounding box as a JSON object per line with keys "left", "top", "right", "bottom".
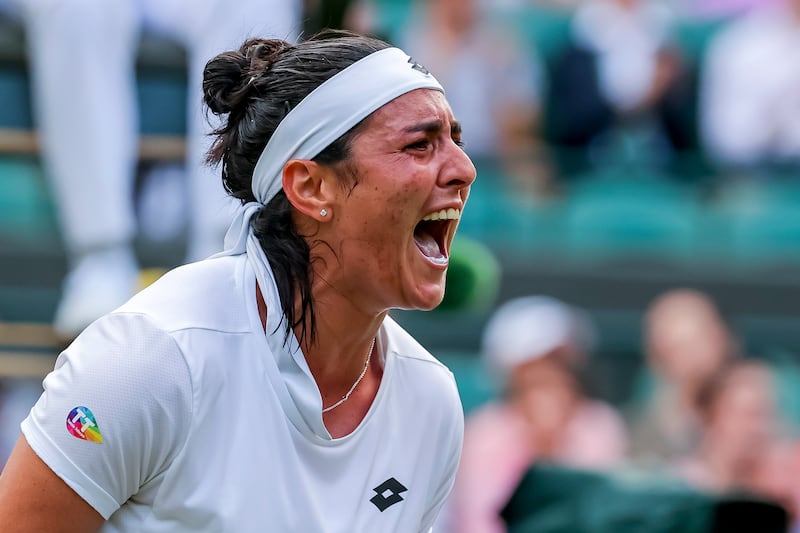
{"left": 66, "top": 406, "right": 103, "bottom": 443}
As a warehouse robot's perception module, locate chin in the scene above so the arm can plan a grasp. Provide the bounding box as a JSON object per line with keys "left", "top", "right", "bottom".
{"left": 410, "top": 285, "right": 446, "bottom": 311}
{"left": 393, "top": 284, "right": 445, "bottom": 311}
{"left": 396, "top": 266, "right": 447, "bottom": 310}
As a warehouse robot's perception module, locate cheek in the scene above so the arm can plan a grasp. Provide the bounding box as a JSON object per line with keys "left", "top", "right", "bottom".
{"left": 367, "top": 185, "right": 420, "bottom": 239}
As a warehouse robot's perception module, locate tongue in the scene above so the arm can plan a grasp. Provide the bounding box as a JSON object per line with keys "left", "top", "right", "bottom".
{"left": 415, "top": 233, "right": 444, "bottom": 259}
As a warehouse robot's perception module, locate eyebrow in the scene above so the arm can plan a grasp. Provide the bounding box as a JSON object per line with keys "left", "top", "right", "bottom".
{"left": 403, "top": 119, "right": 463, "bottom": 136}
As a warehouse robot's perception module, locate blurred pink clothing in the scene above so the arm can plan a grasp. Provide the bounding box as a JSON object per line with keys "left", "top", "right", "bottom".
{"left": 448, "top": 401, "right": 628, "bottom": 533}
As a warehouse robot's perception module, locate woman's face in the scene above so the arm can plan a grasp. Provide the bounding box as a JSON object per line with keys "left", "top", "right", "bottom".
{"left": 707, "top": 367, "right": 776, "bottom": 458}
{"left": 322, "top": 88, "right": 476, "bottom": 312}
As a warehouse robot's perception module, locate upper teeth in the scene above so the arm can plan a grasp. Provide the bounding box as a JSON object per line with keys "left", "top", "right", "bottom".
{"left": 422, "top": 208, "right": 460, "bottom": 221}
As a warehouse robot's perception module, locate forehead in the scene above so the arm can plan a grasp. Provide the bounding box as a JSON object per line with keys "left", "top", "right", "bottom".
{"left": 362, "top": 89, "right": 455, "bottom": 135}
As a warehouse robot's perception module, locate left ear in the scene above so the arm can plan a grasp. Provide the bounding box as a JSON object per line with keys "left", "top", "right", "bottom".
{"left": 282, "top": 159, "right": 335, "bottom": 221}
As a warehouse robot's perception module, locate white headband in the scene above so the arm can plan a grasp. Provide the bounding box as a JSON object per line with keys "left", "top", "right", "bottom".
{"left": 250, "top": 46, "right": 444, "bottom": 204}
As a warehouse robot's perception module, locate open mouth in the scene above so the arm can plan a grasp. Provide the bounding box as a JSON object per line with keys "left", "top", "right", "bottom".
{"left": 414, "top": 208, "right": 460, "bottom": 266}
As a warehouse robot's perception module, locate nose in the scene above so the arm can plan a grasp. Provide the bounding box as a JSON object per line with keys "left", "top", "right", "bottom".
{"left": 440, "top": 140, "right": 477, "bottom": 191}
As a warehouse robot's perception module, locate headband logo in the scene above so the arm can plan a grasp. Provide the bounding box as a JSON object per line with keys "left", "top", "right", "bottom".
{"left": 407, "top": 57, "right": 430, "bottom": 76}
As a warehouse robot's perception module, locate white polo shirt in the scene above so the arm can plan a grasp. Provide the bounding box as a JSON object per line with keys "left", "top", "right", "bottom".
{"left": 22, "top": 254, "right": 464, "bottom": 532}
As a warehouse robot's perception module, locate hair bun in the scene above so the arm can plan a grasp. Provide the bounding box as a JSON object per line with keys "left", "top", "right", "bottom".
{"left": 203, "top": 38, "right": 290, "bottom": 115}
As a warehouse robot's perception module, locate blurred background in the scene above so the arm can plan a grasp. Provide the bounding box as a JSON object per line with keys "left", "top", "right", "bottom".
{"left": 1, "top": 0, "right": 799, "bottom": 530}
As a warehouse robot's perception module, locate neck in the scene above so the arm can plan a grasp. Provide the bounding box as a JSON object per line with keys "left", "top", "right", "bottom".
{"left": 254, "top": 273, "right": 386, "bottom": 436}
{"left": 295, "top": 282, "right": 386, "bottom": 389}
{"left": 304, "top": 296, "right": 385, "bottom": 437}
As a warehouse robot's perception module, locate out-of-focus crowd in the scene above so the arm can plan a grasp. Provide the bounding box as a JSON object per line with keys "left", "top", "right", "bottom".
{"left": 442, "top": 289, "right": 800, "bottom": 532}
{"left": 340, "top": 2, "right": 800, "bottom": 530}
{"left": 344, "top": 0, "right": 800, "bottom": 191}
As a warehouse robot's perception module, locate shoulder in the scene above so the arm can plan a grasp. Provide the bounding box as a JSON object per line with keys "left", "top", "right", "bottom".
{"left": 383, "top": 315, "right": 457, "bottom": 387}
{"left": 382, "top": 316, "right": 464, "bottom": 430}
{"left": 56, "top": 311, "right": 194, "bottom": 408}
{"left": 55, "top": 255, "right": 253, "bottom": 396}
{"left": 116, "top": 255, "right": 250, "bottom": 335}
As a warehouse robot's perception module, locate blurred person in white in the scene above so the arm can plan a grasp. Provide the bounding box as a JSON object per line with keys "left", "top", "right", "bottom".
{"left": 674, "top": 0, "right": 780, "bottom": 19}
{"left": 626, "top": 288, "right": 740, "bottom": 467}
{"left": 570, "top": 0, "right": 676, "bottom": 115}
{"left": 394, "top": 0, "right": 551, "bottom": 195}
{"left": 446, "top": 296, "right": 628, "bottom": 533}
{"left": 1, "top": 0, "right": 300, "bottom": 339}
{"left": 675, "top": 359, "right": 800, "bottom": 527}
{"left": 701, "top": 0, "right": 800, "bottom": 169}
{"left": 548, "top": 0, "right": 689, "bottom": 171}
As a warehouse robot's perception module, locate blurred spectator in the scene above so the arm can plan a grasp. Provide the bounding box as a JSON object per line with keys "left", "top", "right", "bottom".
{"left": 547, "top": 0, "right": 693, "bottom": 176}
{"left": 394, "top": 0, "right": 554, "bottom": 196}
{"left": 490, "top": 0, "right": 583, "bottom": 11}
{"left": 626, "top": 288, "right": 740, "bottom": 467}
{"left": 675, "top": 0, "right": 780, "bottom": 19}
{"left": 674, "top": 359, "right": 800, "bottom": 523}
{"left": 700, "top": 0, "right": 800, "bottom": 169}
{"left": 0, "top": 0, "right": 299, "bottom": 338}
{"left": 447, "top": 296, "right": 628, "bottom": 533}
{"left": 0, "top": 0, "right": 299, "bottom": 468}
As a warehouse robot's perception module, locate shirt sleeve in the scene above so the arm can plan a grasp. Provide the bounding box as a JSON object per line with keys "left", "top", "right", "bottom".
{"left": 21, "top": 312, "right": 193, "bottom": 519}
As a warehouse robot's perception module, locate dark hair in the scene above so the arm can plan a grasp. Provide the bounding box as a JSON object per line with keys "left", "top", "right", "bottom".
{"left": 202, "top": 30, "right": 391, "bottom": 346}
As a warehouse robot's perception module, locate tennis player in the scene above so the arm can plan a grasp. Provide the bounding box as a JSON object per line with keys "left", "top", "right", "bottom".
{"left": 0, "top": 30, "right": 475, "bottom": 532}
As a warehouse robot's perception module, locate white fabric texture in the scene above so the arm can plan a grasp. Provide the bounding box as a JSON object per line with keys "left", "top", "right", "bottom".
{"left": 22, "top": 254, "right": 464, "bottom": 531}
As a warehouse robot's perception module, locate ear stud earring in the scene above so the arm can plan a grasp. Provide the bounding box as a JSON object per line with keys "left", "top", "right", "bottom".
{"left": 320, "top": 209, "right": 328, "bottom": 217}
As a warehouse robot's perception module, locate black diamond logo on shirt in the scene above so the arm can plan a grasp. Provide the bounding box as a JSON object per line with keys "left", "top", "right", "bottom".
{"left": 370, "top": 477, "right": 408, "bottom": 512}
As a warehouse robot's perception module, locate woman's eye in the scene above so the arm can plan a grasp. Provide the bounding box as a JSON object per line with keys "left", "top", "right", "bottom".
{"left": 453, "top": 137, "right": 465, "bottom": 148}
{"left": 406, "top": 139, "right": 430, "bottom": 151}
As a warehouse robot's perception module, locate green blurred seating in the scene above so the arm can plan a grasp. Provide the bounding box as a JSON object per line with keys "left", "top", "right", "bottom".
{"left": 502, "top": 463, "right": 789, "bottom": 533}
{"left": 0, "top": 62, "right": 32, "bottom": 131}
{"left": 492, "top": 4, "right": 572, "bottom": 66}
{"left": 0, "top": 17, "right": 188, "bottom": 145}
{"left": 0, "top": 21, "right": 187, "bottom": 254}
{"left": 709, "top": 178, "right": 800, "bottom": 269}
{"left": 0, "top": 157, "right": 59, "bottom": 246}
{"left": 674, "top": 16, "right": 733, "bottom": 65}
{"left": 561, "top": 174, "right": 699, "bottom": 263}
{"left": 366, "top": 0, "right": 414, "bottom": 43}
{"left": 459, "top": 164, "right": 567, "bottom": 257}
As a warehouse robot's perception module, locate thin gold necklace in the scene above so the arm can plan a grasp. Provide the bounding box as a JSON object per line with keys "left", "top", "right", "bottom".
{"left": 322, "top": 338, "right": 376, "bottom": 414}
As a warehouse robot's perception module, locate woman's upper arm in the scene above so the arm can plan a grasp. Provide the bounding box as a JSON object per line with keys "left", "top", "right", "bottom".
{"left": 0, "top": 435, "right": 104, "bottom": 533}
